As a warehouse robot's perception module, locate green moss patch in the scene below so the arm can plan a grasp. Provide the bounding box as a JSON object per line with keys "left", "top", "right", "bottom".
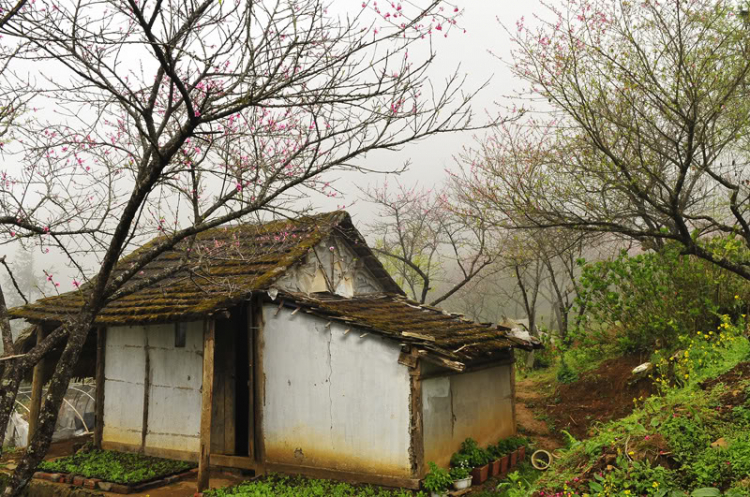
{"left": 38, "top": 450, "right": 195, "bottom": 485}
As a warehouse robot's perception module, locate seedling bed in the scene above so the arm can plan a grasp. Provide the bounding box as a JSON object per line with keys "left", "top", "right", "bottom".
{"left": 34, "top": 449, "right": 196, "bottom": 494}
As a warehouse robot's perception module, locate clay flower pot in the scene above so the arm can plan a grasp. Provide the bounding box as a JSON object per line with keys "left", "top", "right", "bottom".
{"left": 471, "top": 464, "right": 489, "bottom": 485}
{"left": 490, "top": 459, "right": 501, "bottom": 477}
{"left": 518, "top": 445, "right": 526, "bottom": 462}
{"left": 500, "top": 455, "right": 510, "bottom": 477}
{"left": 510, "top": 449, "right": 518, "bottom": 469}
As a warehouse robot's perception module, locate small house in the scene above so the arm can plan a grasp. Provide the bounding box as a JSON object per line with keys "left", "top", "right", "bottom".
{"left": 10, "top": 211, "right": 536, "bottom": 490}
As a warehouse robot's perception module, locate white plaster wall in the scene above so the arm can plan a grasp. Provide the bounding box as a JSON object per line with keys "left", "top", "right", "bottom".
{"left": 103, "top": 322, "right": 203, "bottom": 453}
{"left": 261, "top": 305, "right": 413, "bottom": 477}
{"left": 275, "top": 235, "right": 384, "bottom": 297}
{"left": 422, "top": 365, "right": 515, "bottom": 470}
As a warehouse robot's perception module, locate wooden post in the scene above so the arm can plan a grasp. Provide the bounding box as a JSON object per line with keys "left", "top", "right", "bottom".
{"left": 140, "top": 333, "right": 151, "bottom": 452}
{"left": 252, "top": 298, "right": 265, "bottom": 470}
{"left": 408, "top": 352, "right": 425, "bottom": 478}
{"left": 510, "top": 349, "right": 517, "bottom": 435}
{"left": 28, "top": 326, "right": 46, "bottom": 440}
{"left": 246, "top": 303, "right": 255, "bottom": 460}
{"left": 94, "top": 327, "right": 107, "bottom": 449}
{"left": 198, "top": 319, "right": 216, "bottom": 492}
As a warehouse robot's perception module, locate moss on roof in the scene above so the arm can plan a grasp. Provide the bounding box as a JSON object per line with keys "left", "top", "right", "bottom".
{"left": 10, "top": 211, "right": 402, "bottom": 325}
{"left": 278, "top": 292, "right": 536, "bottom": 366}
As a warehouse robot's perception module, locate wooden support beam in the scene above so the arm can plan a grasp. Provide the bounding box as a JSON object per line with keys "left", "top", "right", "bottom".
{"left": 28, "top": 326, "right": 46, "bottom": 440}
{"left": 198, "top": 319, "right": 216, "bottom": 492}
{"left": 140, "top": 333, "right": 151, "bottom": 453}
{"left": 210, "top": 454, "right": 255, "bottom": 471}
{"left": 252, "top": 298, "right": 265, "bottom": 471}
{"left": 416, "top": 350, "right": 465, "bottom": 372}
{"left": 94, "top": 327, "right": 107, "bottom": 449}
{"left": 246, "top": 302, "right": 255, "bottom": 460}
{"left": 409, "top": 357, "right": 425, "bottom": 478}
{"left": 510, "top": 349, "right": 518, "bottom": 435}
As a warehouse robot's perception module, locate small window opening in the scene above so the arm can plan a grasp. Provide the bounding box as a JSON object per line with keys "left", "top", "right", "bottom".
{"left": 175, "top": 322, "right": 187, "bottom": 348}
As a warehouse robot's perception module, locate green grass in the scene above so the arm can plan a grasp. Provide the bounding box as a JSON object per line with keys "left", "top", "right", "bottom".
{"left": 202, "top": 474, "right": 425, "bottom": 497}
{"left": 531, "top": 330, "right": 750, "bottom": 496}
{"left": 37, "top": 449, "right": 195, "bottom": 485}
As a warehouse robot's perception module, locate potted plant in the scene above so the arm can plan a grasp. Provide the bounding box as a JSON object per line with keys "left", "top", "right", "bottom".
{"left": 487, "top": 443, "right": 503, "bottom": 477}
{"left": 423, "top": 462, "right": 452, "bottom": 497}
{"left": 450, "top": 451, "right": 472, "bottom": 469}
{"left": 450, "top": 463, "right": 472, "bottom": 491}
{"left": 496, "top": 439, "right": 511, "bottom": 476}
{"left": 509, "top": 443, "right": 518, "bottom": 469}
{"left": 469, "top": 446, "right": 492, "bottom": 485}
{"left": 517, "top": 437, "right": 528, "bottom": 462}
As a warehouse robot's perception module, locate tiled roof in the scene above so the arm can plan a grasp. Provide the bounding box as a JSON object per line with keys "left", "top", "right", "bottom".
{"left": 10, "top": 211, "right": 401, "bottom": 325}
{"left": 277, "top": 292, "right": 538, "bottom": 369}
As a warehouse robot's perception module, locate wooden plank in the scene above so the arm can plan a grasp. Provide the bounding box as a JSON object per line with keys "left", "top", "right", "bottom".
{"left": 419, "top": 356, "right": 514, "bottom": 381}
{"left": 252, "top": 297, "right": 265, "bottom": 470}
{"left": 198, "top": 319, "right": 216, "bottom": 492}
{"left": 398, "top": 350, "right": 418, "bottom": 369}
{"left": 210, "top": 454, "right": 256, "bottom": 470}
{"left": 94, "top": 327, "right": 106, "bottom": 449}
{"left": 28, "top": 326, "right": 45, "bottom": 440}
{"left": 409, "top": 358, "right": 425, "bottom": 478}
{"left": 224, "top": 322, "right": 236, "bottom": 455}
{"left": 210, "top": 327, "right": 226, "bottom": 454}
{"left": 417, "top": 350, "right": 465, "bottom": 372}
{"left": 264, "top": 462, "right": 421, "bottom": 490}
{"left": 140, "top": 332, "right": 151, "bottom": 452}
{"left": 510, "top": 349, "right": 517, "bottom": 435}
{"left": 247, "top": 302, "right": 255, "bottom": 460}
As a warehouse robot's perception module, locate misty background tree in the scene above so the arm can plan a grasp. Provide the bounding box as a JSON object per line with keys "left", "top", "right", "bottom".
{"left": 467, "top": 0, "right": 750, "bottom": 281}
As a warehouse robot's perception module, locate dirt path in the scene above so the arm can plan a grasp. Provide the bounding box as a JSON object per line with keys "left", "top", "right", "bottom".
{"left": 515, "top": 377, "right": 562, "bottom": 452}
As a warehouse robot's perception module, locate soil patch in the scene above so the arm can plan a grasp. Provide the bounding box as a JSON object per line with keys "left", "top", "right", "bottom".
{"left": 701, "top": 361, "right": 750, "bottom": 391}
{"left": 542, "top": 355, "right": 656, "bottom": 440}
{"left": 700, "top": 361, "right": 750, "bottom": 417}
{"left": 515, "top": 378, "right": 561, "bottom": 451}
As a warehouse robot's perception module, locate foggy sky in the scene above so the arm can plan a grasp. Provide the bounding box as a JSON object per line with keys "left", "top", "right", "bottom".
{"left": 1, "top": 0, "right": 548, "bottom": 299}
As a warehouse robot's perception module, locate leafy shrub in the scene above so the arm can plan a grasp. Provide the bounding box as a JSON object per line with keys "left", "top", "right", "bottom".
{"left": 423, "top": 462, "right": 452, "bottom": 493}
{"left": 659, "top": 412, "right": 712, "bottom": 463}
{"left": 587, "top": 458, "right": 677, "bottom": 496}
{"left": 652, "top": 314, "right": 747, "bottom": 388}
{"left": 556, "top": 357, "right": 579, "bottom": 384}
{"left": 449, "top": 452, "right": 471, "bottom": 468}
{"left": 453, "top": 438, "right": 491, "bottom": 467}
{"left": 449, "top": 465, "right": 470, "bottom": 480}
{"left": 573, "top": 243, "right": 750, "bottom": 353}
{"left": 687, "top": 435, "right": 750, "bottom": 488}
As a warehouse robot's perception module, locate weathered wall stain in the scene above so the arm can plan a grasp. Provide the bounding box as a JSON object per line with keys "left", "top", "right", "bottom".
{"left": 422, "top": 365, "right": 515, "bottom": 468}
{"left": 274, "top": 236, "right": 384, "bottom": 297}
{"left": 102, "top": 322, "right": 203, "bottom": 454}
{"left": 261, "top": 305, "right": 413, "bottom": 478}
{"left": 264, "top": 428, "right": 412, "bottom": 477}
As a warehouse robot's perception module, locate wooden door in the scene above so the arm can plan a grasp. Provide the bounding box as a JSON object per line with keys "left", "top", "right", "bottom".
{"left": 210, "top": 305, "right": 254, "bottom": 458}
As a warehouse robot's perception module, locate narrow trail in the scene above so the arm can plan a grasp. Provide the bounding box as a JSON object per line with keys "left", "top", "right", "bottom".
{"left": 515, "top": 377, "right": 562, "bottom": 452}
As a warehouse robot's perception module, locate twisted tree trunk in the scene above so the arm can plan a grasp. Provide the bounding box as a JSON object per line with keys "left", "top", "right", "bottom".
{"left": 5, "top": 317, "right": 92, "bottom": 496}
